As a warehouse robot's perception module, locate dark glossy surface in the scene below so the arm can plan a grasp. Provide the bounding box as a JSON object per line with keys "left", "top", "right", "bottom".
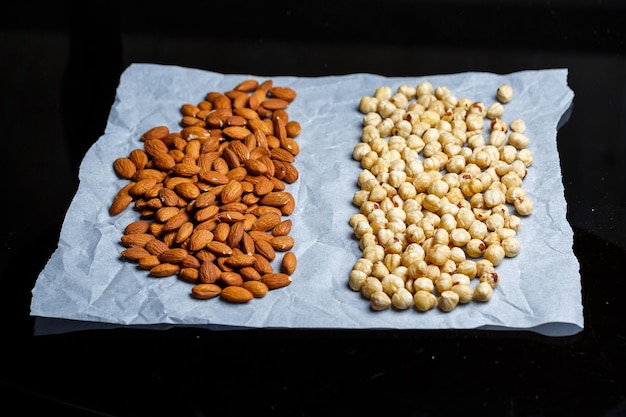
{"left": 2, "top": 1, "right": 626, "bottom": 416}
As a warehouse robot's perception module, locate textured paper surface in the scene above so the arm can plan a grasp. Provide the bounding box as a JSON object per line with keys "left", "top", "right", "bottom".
{"left": 30, "top": 64, "right": 582, "bottom": 336}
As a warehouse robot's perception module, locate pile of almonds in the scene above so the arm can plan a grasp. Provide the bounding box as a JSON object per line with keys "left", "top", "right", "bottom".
{"left": 110, "top": 79, "right": 300, "bottom": 303}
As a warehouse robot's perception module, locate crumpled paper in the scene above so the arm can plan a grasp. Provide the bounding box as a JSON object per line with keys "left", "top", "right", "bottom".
{"left": 30, "top": 63, "right": 582, "bottom": 336}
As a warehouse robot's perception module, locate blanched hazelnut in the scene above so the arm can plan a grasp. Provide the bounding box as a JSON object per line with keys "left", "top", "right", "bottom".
{"left": 438, "top": 290, "right": 460, "bottom": 312}
{"left": 414, "top": 290, "right": 437, "bottom": 312}
{"left": 370, "top": 290, "right": 392, "bottom": 311}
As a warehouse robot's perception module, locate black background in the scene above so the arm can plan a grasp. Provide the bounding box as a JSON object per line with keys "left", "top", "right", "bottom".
{"left": 2, "top": 1, "right": 625, "bottom": 416}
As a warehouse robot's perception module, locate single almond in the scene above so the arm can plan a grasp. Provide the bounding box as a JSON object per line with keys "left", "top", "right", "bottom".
{"left": 253, "top": 253, "right": 274, "bottom": 275}
{"left": 138, "top": 254, "right": 161, "bottom": 270}
{"left": 254, "top": 239, "right": 276, "bottom": 260}
{"left": 269, "top": 86, "right": 297, "bottom": 102}
{"left": 220, "top": 285, "right": 254, "bottom": 303}
{"left": 113, "top": 157, "right": 137, "bottom": 179}
{"left": 220, "top": 180, "right": 243, "bottom": 204}
{"left": 234, "top": 79, "right": 259, "bottom": 92}
{"left": 242, "top": 280, "right": 268, "bottom": 298}
{"left": 191, "top": 283, "right": 222, "bottom": 299}
{"left": 270, "top": 235, "right": 295, "bottom": 252}
{"left": 224, "top": 253, "right": 256, "bottom": 268}
{"left": 259, "top": 192, "right": 291, "bottom": 207}
{"left": 271, "top": 219, "right": 292, "bottom": 236}
{"left": 124, "top": 220, "right": 151, "bottom": 235}
{"left": 178, "top": 267, "right": 199, "bottom": 283}
{"left": 261, "top": 273, "right": 292, "bottom": 289}
{"left": 199, "top": 260, "right": 220, "bottom": 284}
{"left": 121, "top": 247, "right": 150, "bottom": 262}
{"left": 220, "top": 271, "right": 244, "bottom": 287}
{"left": 207, "top": 240, "right": 233, "bottom": 256}
{"left": 149, "top": 263, "right": 180, "bottom": 277}
{"left": 141, "top": 125, "right": 170, "bottom": 141}
{"left": 121, "top": 233, "right": 154, "bottom": 248}
{"left": 252, "top": 212, "right": 282, "bottom": 232}
{"left": 239, "top": 266, "right": 262, "bottom": 282}
{"left": 223, "top": 126, "right": 252, "bottom": 140}
{"left": 281, "top": 252, "right": 297, "bottom": 275}
{"left": 188, "top": 229, "right": 214, "bottom": 251}
{"left": 158, "top": 248, "right": 188, "bottom": 264}
{"left": 145, "top": 238, "right": 169, "bottom": 256}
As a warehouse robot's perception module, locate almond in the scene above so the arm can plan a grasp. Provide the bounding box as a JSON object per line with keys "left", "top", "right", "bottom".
{"left": 175, "top": 182, "right": 200, "bottom": 200}
{"left": 124, "top": 220, "right": 151, "bottom": 235}
{"left": 234, "top": 79, "right": 259, "bottom": 92}
{"left": 223, "top": 126, "right": 252, "bottom": 140}
{"left": 261, "top": 273, "right": 292, "bottom": 289}
{"left": 220, "top": 271, "right": 244, "bottom": 287}
{"left": 261, "top": 98, "right": 290, "bottom": 110}
{"left": 242, "top": 280, "right": 268, "bottom": 298}
{"left": 113, "top": 157, "right": 137, "bottom": 179}
{"left": 207, "top": 240, "right": 233, "bottom": 256}
{"left": 158, "top": 248, "right": 188, "bottom": 264}
{"left": 220, "top": 285, "right": 253, "bottom": 303}
{"left": 159, "top": 187, "right": 180, "bottom": 207}
{"left": 243, "top": 158, "right": 268, "bottom": 176}
{"left": 252, "top": 211, "right": 282, "bottom": 232}
{"left": 220, "top": 180, "right": 243, "bottom": 204}
{"left": 129, "top": 149, "right": 149, "bottom": 170}
{"left": 198, "top": 170, "right": 230, "bottom": 185}
{"left": 259, "top": 192, "right": 291, "bottom": 207}
{"left": 172, "top": 162, "right": 201, "bottom": 177}
{"left": 226, "top": 221, "right": 245, "bottom": 248}
{"left": 149, "top": 263, "right": 180, "bottom": 277}
{"left": 145, "top": 238, "right": 169, "bottom": 256}
{"left": 254, "top": 239, "right": 276, "bottom": 261}
{"left": 121, "top": 233, "right": 155, "bottom": 248}
{"left": 269, "top": 86, "right": 297, "bottom": 102}
{"left": 138, "top": 254, "right": 161, "bottom": 270}
{"left": 179, "top": 267, "right": 199, "bottom": 283}
{"left": 191, "top": 283, "right": 222, "bottom": 299}
{"left": 271, "top": 219, "right": 292, "bottom": 236}
{"left": 224, "top": 253, "right": 256, "bottom": 268}
{"left": 188, "top": 229, "right": 214, "bottom": 251}
{"left": 270, "top": 235, "right": 295, "bottom": 251}
{"left": 281, "top": 252, "right": 297, "bottom": 275}
{"left": 199, "top": 260, "right": 219, "bottom": 284}
{"left": 253, "top": 253, "right": 274, "bottom": 275}
{"left": 239, "top": 266, "right": 262, "bottom": 282}
{"left": 121, "top": 247, "right": 150, "bottom": 262}
{"left": 141, "top": 125, "right": 169, "bottom": 141}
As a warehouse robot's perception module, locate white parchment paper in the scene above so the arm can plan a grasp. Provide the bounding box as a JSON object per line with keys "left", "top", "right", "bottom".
{"left": 30, "top": 64, "right": 582, "bottom": 336}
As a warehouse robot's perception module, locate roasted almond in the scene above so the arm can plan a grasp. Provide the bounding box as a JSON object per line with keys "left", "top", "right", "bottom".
{"left": 259, "top": 192, "right": 291, "bottom": 207}
{"left": 121, "top": 247, "right": 151, "bottom": 262}
{"left": 270, "top": 235, "right": 294, "bottom": 251}
{"left": 220, "top": 271, "right": 244, "bottom": 287}
{"left": 191, "top": 283, "right": 222, "bottom": 299}
{"left": 207, "top": 240, "right": 233, "bottom": 256}
{"left": 149, "top": 263, "right": 180, "bottom": 277}
{"left": 113, "top": 157, "right": 137, "bottom": 179}
{"left": 220, "top": 285, "right": 253, "bottom": 303}
{"left": 269, "top": 86, "right": 297, "bottom": 102}
{"left": 199, "top": 260, "right": 219, "bottom": 284}
{"left": 261, "top": 273, "right": 292, "bottom": 289}
{"left": 158, "top": 248, "right": 188, "bottom": 264}
{"left": 121, "top": 233, "right": 154, "bottom": 248}
{"left": 281, "top": 251, "right": 297, "bottom": 275}
{"left": 224, "top": 253, "right": 256, "bottom": 268}
{"left": 242, "top": 280, "right": 268, "bottom": 298}
{"left": 188, "top": 229, "right": 214, "bottom": 251}
{"left": 141, "top": 125, "right": 169, "bottom": 141}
